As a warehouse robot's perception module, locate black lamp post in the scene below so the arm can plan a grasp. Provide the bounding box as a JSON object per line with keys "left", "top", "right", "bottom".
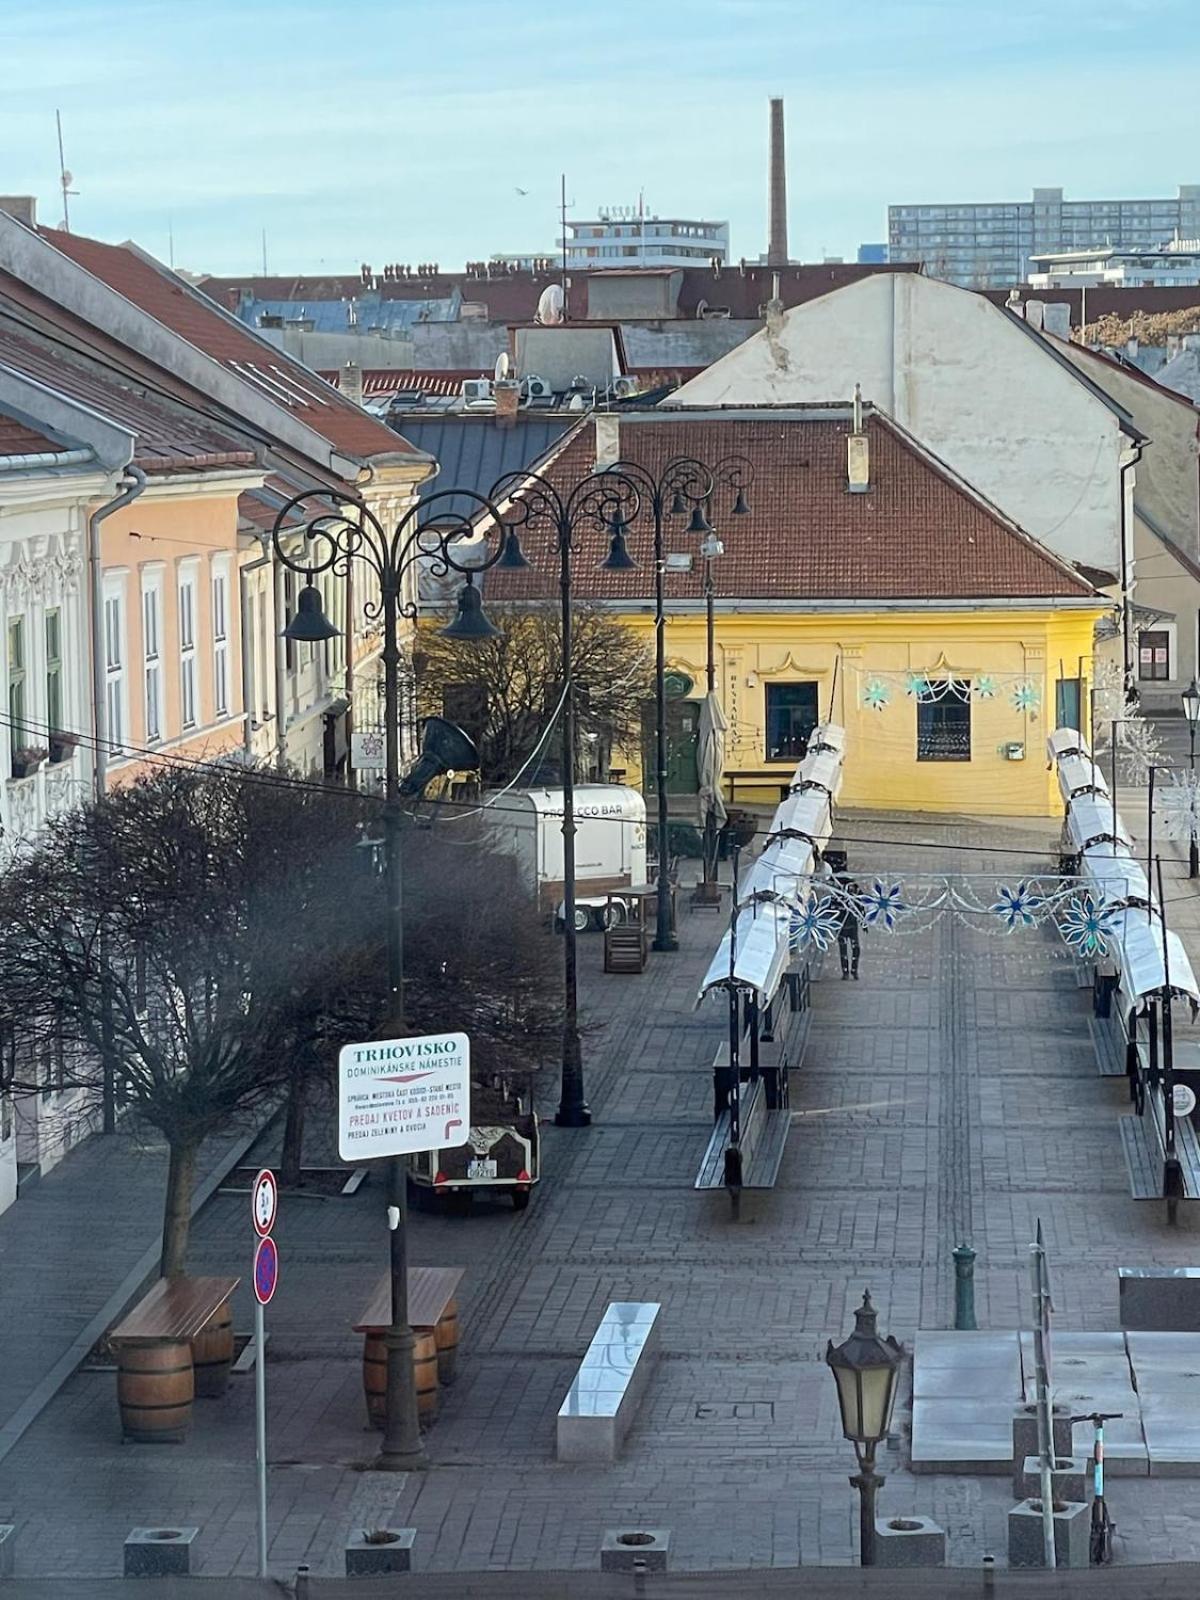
{"left": 272, "top": 487, "right": 507, "bottom": 1471}
{"left": 825, "top": 1290, "right": 905, "bottom": 1566}
{"left": 1182, "top": 678, "right": 1200, "bottom": 879}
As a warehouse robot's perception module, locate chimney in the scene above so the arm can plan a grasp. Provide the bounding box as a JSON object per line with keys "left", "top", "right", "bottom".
{"left": 494, "top": 378, "right": 520, "bottom": 428}
{"left": 0, "top": 195, "right": 37, "bottom": 228}
{"left": 767, "top": 98, "right": 788, "bottom": 267}
{"left": 847, "top": 384, "right": 869, "bottom": 493}
{"left": 593, "top": 413, "right": 620, "bottom": 469}
{"left": 341, "top": 361, "right": 364, "bottom": 407}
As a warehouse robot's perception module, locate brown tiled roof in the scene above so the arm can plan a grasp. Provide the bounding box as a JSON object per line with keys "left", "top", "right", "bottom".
{"left": 0, "top": 410, "right": 65, "bottom": 456}
{"left": 485, "top": 412, "right": 1098, "bottom": 604}
{"left": 39, "top": 229, "right": 414, "bottom": 462}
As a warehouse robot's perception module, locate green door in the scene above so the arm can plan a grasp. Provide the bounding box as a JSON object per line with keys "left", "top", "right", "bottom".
{"left": 641, "top": 700, "right": 700, "bottom": 795}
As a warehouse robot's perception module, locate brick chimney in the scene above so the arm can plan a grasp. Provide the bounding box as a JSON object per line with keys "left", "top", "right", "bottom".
{"left": 341, "top": 361, "right": 364, "bottom": 407}
{"left": 494, "top": 378, "right": 520, "bottom": 428}
{"left": 0, "top": 196, "right": 37, "bottom": 228}
{"left": 767, "top": 98, "right": 788, "bottom": 267}
{"left": 847, "top": 384, "right": 870, "bottom": 493}
{"left": 593, "top": 413, "right": 620, "bottom": 469}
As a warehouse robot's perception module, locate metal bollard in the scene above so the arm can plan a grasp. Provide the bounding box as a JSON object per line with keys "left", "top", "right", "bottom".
{"left": 954, "top": 1243, "right": 978, "bottom": 1330}
{"left": 982, "top": 1553, "right": 995, "bottom": 1593}
{"left": 296, "top": 1562, "right": 310, "bottom": 1600}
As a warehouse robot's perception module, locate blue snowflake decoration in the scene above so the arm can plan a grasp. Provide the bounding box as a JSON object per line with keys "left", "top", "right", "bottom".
{"left": 789, "top": 893, "right": 843, "bottom": 952}
{"left": 862, "top": 678, "right": 890, "bottom": 712}
{"left": 989, "top": 881, "right": 1044, "bottom": 930}
{"left": 1012, "top": 681, "right": 1040, "bottom": 714}
{"left": 905, "top": 673, "right": 931, "bottom": 699}
{"left": 974, "top": 675, "right": 997, "bottom": 700}
{"left": 1059, "top": 892, "right": 1121, "bottom": 959}
{"left": 860, "top": 880, "right": 906, "bottom": 930}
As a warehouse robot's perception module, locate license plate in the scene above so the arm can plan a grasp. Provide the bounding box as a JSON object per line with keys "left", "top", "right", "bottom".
{"left": 468, "top": 1159, "right": 497, "bottom": 1180}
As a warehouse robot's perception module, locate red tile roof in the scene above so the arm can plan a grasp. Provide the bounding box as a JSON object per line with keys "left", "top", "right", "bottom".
{"left": 39, "top": 229, "right": 414, "bottom": 463}
{"left": 0, "top": 410, "right": 65, "bottom": 456}
{"left": 484, "top": 411, "right": 1098, "bottom": 605}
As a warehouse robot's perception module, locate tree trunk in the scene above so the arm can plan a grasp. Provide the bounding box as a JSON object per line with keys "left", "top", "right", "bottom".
{"left": 280, "top": 1069, "right": 306, "bottom": 1189}
{"left": 160, "top": 1139, "right": 197, "bottom": 1278}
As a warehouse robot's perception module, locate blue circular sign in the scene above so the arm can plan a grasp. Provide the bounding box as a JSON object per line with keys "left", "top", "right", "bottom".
{"left": 253, "top": 1236, "right": 279, "bottom": 1306}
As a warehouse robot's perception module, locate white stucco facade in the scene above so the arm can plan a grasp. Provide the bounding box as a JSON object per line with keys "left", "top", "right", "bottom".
{"left": 673, "top": 273, "right": 1134, "bottom": 578}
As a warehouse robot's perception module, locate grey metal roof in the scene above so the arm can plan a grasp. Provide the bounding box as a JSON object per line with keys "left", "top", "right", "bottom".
{"left": 399, "top": 415, "right": 577, "bottom": 518}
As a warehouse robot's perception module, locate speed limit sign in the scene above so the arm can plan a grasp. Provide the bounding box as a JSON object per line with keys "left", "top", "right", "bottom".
{"left": 252, "top": 1169, "right": 278, "bottom": 1238}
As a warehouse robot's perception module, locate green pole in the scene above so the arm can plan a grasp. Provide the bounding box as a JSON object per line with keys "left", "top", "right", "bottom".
{"left": 953, "top": 1243, "right": 977, "bottom": 1331}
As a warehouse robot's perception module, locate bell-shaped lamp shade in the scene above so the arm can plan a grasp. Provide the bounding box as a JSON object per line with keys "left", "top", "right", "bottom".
{"left": 601, "top": 515, "right": 637, "bottom": 571}
{"left": 686, "top": 501, "right": 714, "bottom": 535}
{"left": 824, "top": 1290, "right": 905, "bottom": 1446}
{"left": 440, "top": 575, "right": 501, "bottom": 640}
{"left": 669, "top": 488, "right": 688, "bottom": 516}
{"left": 731, "top": 487, "right": 751, "bottom": 516}
{"left": 282, "top": 575, "right": 341, "bottom": 643}
{"left": 497, "top": 527, "right": 530, "bottom": 570}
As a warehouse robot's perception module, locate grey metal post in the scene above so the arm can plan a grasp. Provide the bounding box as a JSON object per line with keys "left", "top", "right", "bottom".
{"left": 953, "top": 1243, "right": 977, "bottom": 1330}
{"left": 255, "top": 1298, "right": 268, "bottom": 1577}
{"left": 1029, "top": 1226, "right": 1056, "bottom": 1569}
{"left": 652, "top": 501, "right": 676, "bottom": 952}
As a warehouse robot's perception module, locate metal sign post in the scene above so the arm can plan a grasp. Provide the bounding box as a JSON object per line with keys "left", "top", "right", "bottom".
{"left": 251, "top": 1171, "right": 279, "bottom": 1579}
{"left": 1029, "top": 1220, "right": 1056, "bottom": 1570}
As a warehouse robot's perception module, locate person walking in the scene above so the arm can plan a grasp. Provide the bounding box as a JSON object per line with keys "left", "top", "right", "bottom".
{"left": 837, "top": 880, "right": 861, "bottom": 979}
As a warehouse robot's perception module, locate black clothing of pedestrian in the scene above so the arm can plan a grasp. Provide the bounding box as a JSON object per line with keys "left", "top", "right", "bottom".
{"left": 837, "top": 879, "right": 861, "bottom": 979}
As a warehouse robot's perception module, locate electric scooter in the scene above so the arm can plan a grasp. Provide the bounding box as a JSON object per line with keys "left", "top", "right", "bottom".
{"left": 1071, "top": 1410, "right": 1122, "bottom": 1564}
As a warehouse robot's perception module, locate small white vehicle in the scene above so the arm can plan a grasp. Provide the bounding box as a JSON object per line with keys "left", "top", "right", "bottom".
{"left": 484, "top": 784, "right": 648, "bottom": 932}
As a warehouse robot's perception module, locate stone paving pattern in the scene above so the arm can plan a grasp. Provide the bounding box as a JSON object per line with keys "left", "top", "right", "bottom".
{"left": 5, "top": 809, "right": 1200, "bottom": 1575}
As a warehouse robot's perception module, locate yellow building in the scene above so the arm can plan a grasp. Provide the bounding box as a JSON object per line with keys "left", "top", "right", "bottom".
{"left": 486, "top": 407, "right": 1109, "bottom": 817}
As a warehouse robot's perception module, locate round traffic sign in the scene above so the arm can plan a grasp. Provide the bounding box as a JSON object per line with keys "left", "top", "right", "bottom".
{"left": 1175, "top": 1084, "right": 1198, "bottom": 1119}
{"left": 253, "top": 1236, "right": 279, "bottom": 1306}
{"left": 252, "top": 1169, "right": 278, "bottom": 1238}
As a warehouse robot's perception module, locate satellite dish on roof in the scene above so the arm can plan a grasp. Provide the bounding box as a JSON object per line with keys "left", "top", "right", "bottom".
{"left": 494, "top": 351, "right": 511, "bottom": 380}
{"left": 536, "top": 283, "right": 565, "bottom": 325}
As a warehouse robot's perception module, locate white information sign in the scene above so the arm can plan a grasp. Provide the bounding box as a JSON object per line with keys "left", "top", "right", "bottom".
{"left": 338, "top": 1032, "right": 471, "bottom": 1161}
{"left": 1174, "top": 1083, "right": 1197, "bottom": 1119}
{"left": 351, "top": 730, "right": 386, "bottom": 771}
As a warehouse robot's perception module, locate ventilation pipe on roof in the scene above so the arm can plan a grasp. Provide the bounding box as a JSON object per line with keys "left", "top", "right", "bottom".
{"left": 847, "top": 384, "right": 869, "bottom": 494}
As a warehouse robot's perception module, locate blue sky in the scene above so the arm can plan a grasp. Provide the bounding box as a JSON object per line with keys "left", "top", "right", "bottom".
{"left": 3, "top": 0, "right": 1197, "bottom": 275}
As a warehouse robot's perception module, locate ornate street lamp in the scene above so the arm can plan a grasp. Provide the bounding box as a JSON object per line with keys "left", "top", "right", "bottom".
{"left": 1182, "top": 679, "right": 1200, "bottom": 878}
{"left": 825, "top": 1290, "right": 905, "bottom": 1566}
{"left": 273, "top": 486, "right": 507, "bottom": 1471}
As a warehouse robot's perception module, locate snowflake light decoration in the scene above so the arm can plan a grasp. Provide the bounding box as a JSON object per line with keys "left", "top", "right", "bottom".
{"left": 974, "top": 676, "right": 997, "bottom": 700}
{"left": 905, "top": 673, "right": 931, "bottom": 699}
{"left": 1011, "top": 681, "right": 1040, "bottom": 714}
{"left": 1114, "top": 715, "right": 1164, "bottom": 786}
{"left": 989, "top": 881, "right": 1044, "bottom": 930}
{"left": 859, "top": 880, "right": 906, "bottom": 930}
{"left": 789, "top": 893, "right": 843, "bottom": 952}
{"left": 1059, "top": 892, "right": 1121, "bottom": 959}
{"left": 862, "top": 678, "right": 890, "bottom": 712}
{"left": 1157, "top": 769, "right": 1200, "bottom": 843}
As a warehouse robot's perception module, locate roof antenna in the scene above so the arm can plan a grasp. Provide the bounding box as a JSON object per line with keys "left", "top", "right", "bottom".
{"left": 55, "top": 110, "right": 78, "bottom": 232}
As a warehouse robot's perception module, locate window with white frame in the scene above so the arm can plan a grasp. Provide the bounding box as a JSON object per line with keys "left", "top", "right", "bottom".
{"left": 7, "top": 615, "right": 26, "bottom": 766}
{"left": 44, "top": 608, "right": 63, "bottom": 735}
{"left": 103, "top": 575, "right": 127, "bottom": 752}
{"left": 141, "top": 569, "right": 163, "bottom": 743}
{"left": 178, "top": 561, "right": 198, "bottom": 729}
{"left": 211, "top": 556, "right": 230, "bottom": 718}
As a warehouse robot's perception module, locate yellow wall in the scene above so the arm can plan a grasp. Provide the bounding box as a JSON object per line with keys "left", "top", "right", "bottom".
{"left": 615, "top": 606, "right": 1106, "bottom": 816}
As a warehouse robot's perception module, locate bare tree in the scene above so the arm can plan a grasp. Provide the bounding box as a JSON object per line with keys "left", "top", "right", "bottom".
{"left": 415, "top": 603, "right": 654, "bottom": 782}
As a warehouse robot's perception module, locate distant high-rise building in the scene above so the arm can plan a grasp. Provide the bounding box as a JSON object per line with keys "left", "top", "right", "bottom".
{"left": 563, "top": 209, "right": 729, "bottom": 271}
{"left": 889, "top": 185, "right": 1200, "bottom": 288}
{"left": 857, "top": 243, "right": 889, "bottom": 264}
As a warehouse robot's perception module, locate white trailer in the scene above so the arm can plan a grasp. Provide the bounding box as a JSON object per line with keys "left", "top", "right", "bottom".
{"left": 484, "top": 785, "right": 648, "bottom": 931}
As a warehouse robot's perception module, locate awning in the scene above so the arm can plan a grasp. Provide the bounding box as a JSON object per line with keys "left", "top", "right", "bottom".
{"left": 793, "top": 748, "right": 844, "bottom": 802}
{"left": 1107, "top": 909, "right": 1200, "bottom": 1014}
{"left": 1047, "top": 727, "right": 1090, "bottom": 764}
{"left": 1057, "top": 753, "right": 1108, "bottom": 803}
{"left": 808, "top": 722, "right": 846, "bottom": 756}
{"left": 697, "top": 900, "right": 793, "bottom": 1007}
{"left": 1080, "top": 844, "right": 1154, "bottom": 910}
{"left": 739, "top": 834, "right": 814, "bottom": 904}
{"left": 1066, "top": 795, "right": 1133, "bottom": 851}
{"left": 767, "top": 790, "right": 834, "bottom": 854}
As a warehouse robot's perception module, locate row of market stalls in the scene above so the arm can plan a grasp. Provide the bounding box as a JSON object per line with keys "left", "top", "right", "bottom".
{"left": 692, "top": 725, "right": 847, "bottom": 1205}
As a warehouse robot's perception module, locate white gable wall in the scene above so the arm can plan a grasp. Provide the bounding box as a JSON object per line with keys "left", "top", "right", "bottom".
{"left": 674, "top": 274, "right": 1128, "bottom": 575}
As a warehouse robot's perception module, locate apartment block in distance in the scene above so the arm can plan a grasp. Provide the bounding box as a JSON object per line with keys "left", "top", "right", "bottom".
{"left": 889, "top": 185, "right": 1200, "bottom": 288}
{"left": 564, "top": 208, "right": 729, "bottom": 270}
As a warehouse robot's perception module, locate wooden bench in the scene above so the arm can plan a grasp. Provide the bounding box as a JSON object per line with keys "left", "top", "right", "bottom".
{"left": 353, "top": 1267, "right": 464, "bottom": 1429}
{"left": 109, "top": 1275, "right": 239, "bottom": 1443}
{"left": 1119, "top": 1084, "right": 1200, "bottom": 1221}
{"left": 556, "top": 1301, "right": 661, "bottom": 1462}
{"left": 1088, "top": 1013, "right": 1129, "bottom": 1078}
{"left": 695, "top": 1076, "right": 790, "bottom": 1201}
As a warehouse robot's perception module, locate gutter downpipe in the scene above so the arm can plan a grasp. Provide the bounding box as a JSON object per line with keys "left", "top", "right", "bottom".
{"left": 240, "top": 538, "right": 271, "bottom": 762}
{"left": 1120, "top": 440, "right": 1143, "bottom": 694}
{"left": 87, "top": 464, "right": 147, "bottom": 1135}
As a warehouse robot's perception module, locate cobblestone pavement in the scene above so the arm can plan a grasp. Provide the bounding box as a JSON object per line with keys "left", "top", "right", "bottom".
{"left": 5, "top": 811, "right": 1200, "bottom": 1578}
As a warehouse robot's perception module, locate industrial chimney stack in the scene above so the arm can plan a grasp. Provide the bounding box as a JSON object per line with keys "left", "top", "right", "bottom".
{"left": 767, "top": 97, "right": 788, "bottom": 267}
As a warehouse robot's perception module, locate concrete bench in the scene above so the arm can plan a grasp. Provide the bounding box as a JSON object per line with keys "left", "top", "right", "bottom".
{"left": 556, "top": 1302, "right": 661, "bottom": 1462}
{"left": 1119, "top": 1268, "right": 1200, "bottom": 1331}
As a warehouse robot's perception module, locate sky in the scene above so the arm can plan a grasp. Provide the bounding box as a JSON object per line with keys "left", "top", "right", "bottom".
{"left": 3, "top": 0, "right": 1198, "bottom": 277}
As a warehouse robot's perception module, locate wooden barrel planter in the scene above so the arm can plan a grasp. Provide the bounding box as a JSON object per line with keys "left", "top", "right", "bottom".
{"left": 117, "top": 1342, "right": 195, "bottom": 1443}
{"left": 190, "top": 1300, "right": 234, "bottom": 1398}
{"left": 363, "top": 1331, "right": 438, "bottom": 1429}
{"left": 434, "top": 1300, "right": 459, "bottom": 1386}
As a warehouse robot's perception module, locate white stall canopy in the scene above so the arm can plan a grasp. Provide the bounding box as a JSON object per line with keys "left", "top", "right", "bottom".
{"left": 697, "top": 900, "right": 793, "bottom": 1007}
{"left": 1048, "top": 727, "right": 1090, "bottom": 764}
{"left": 1106, "top": 909, "right": 1200, "bottom": 1014}
{"left": 793, "top": 749, "right": 843, "bottom": 802}
{"left": 1057, "top": 753, "right": 1108, "bottom": 804}
{"left": 808, "top": 722, "right": 847, "bottom": 756}
{"left": 739, "top": 834, "right": 814, "bottom": 905}
{"left": 767, "top": 790, "right": 834, "bottom": 855}
{"left": 1080, "top": 844, "right": 1154, "bottom": 910}
{"left": 1066, "top": 796, "right": 1134, "bottom": 851}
